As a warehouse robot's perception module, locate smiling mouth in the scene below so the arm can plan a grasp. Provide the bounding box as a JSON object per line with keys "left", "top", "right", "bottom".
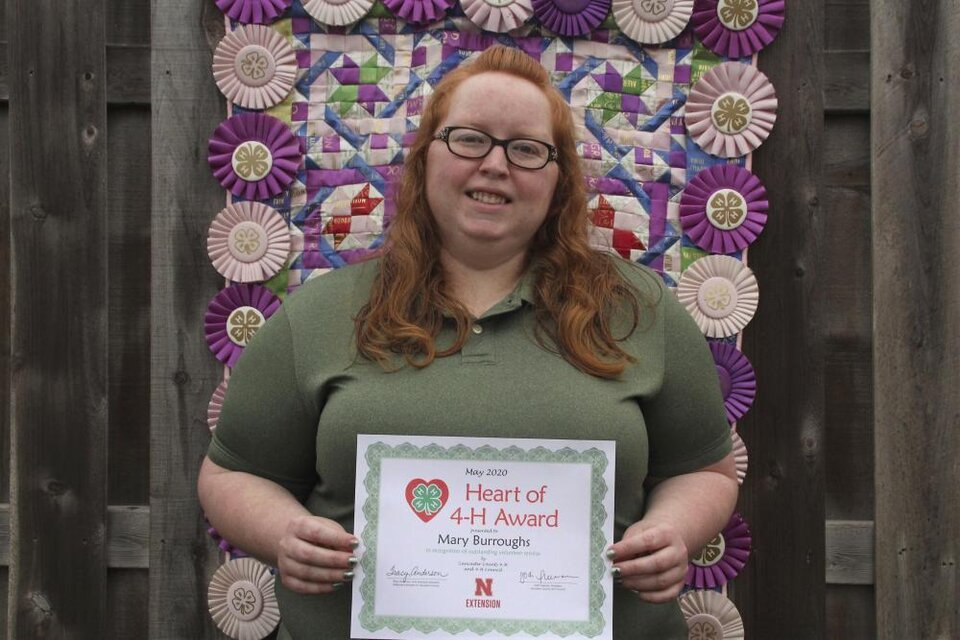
{"left": 468, "top": 191, "right": 509, "bottom": 205}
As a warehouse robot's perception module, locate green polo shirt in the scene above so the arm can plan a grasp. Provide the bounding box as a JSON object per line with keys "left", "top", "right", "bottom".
{"left": 209, "top": 257, "right": 731, "bottom": 640}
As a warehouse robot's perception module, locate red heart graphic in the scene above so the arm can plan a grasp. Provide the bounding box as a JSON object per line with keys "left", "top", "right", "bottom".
{"left": 404, "top": 478, "right": 449, "bottom": 523}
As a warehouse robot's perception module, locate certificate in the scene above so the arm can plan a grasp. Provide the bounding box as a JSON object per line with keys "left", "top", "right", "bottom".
{"left": 351, "top": 434, "right": 615, "bottom": 639}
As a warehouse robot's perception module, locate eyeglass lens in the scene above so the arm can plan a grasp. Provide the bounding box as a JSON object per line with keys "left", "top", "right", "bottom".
{"left": 445, "top": 128, "right": 551, "bottom": 169}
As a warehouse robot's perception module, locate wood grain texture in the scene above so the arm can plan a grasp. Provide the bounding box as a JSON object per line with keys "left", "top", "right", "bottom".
{"left": 8, "top": 0, "right": 109, "bottom": 636}
{"left": 108, "top": 570, "right": 149, "bottom": 639}
{"left": 108, "top": 107, "right": 152, "bottom": 505}
{"left": 826, "top": 0, "right": 869, "bottom": 51}
{"left": 873, "top": 1, "right": 960, "bottom": 637}
{"left": 730, "top": 0, "right": 826, "bottom": 636}
{"left": 0, "top": 6, "right": 7, "bottom": 512}
{"left": 825, "top": 51, "right": 869, "bottom": 113}
{"left": 1, "top": 104, "right": 10, "bottom": 507}
{"left": 0, "top": 504, "right": 148, "bottom": 568}
{"left": 150, "top": 0, "right": 226, "bottom": 637}
{"left": 0, "top": 43, "right": 149, "bottom": 104}
{"left": 826, "top": 520, "right": 874, "bottom": 585}
{"left": 827, "top": 584, "right": 877, "bottom": 639}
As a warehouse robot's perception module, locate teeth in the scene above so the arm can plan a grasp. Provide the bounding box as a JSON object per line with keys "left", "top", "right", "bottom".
{"left": 469, "top": 191, "right": 507, "bottom": 205}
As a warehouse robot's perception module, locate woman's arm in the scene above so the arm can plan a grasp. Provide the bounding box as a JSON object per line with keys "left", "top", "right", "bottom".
{"left": 607, "top": 449, "right": 739, "bottom": 603}
{"left": 198, "top": 457, "right": 357, "bottom": 594}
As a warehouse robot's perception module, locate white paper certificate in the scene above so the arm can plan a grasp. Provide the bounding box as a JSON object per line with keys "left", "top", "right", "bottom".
{"left": 351, "top": 434, "right": 615, "bottom": 639}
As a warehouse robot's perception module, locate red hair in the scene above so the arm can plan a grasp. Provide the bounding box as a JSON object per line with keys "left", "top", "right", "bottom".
{"left": 354, "top": 45, "right": 655, "bottom": 378}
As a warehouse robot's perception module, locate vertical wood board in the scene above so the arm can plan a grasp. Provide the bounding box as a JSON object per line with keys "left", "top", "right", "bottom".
{"left": 108, "top": 106, "right": 152, "bottom": 505}
{"left": 149, "top": 0, "right": 226, "bottom": 637}
{"left": 7, "top": 0, "right": 108, "bottom": 636}
{"left": 731, "top": 0, "right": 826, "bottom": 636}
{"left": 1, "top": 105, "right": 10, "bottom": 508}
{"left": 873, "top": 1, "right": 960, "bottom": 637}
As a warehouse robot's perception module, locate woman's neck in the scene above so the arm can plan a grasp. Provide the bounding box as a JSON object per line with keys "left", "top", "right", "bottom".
{"left": 440, "top": 249, "right": 527, "bottom": 318}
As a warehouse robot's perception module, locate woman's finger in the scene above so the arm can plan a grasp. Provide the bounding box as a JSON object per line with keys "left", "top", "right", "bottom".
{"left": 280, "top": 573, "right": 345, "bottom": 595}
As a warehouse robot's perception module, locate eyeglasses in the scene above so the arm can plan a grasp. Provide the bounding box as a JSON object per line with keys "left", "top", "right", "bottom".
{"left": 433, "top": 126, "right": 558, "bottom": 170}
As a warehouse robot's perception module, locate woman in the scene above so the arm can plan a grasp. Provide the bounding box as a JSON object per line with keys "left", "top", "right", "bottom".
{"left": 199, "top": 45, "right": 738, "bottom": 639}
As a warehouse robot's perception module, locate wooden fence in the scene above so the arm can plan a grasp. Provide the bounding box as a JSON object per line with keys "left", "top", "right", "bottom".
{"left": 1, "top": 0, "right": 957, "bottom": 638}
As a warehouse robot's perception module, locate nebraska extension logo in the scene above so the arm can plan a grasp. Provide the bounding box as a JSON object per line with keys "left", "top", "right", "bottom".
{"left": 404, "top": 478, "right": 449, "bottom": 522}
{"left": 466, "top": 578, "right": 501, "bottom": 609}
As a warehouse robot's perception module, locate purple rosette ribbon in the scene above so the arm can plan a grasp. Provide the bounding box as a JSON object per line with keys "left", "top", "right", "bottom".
{"left": 681, "top": 164, "right": 768, "bottom": 254}
{"left": 532, "top": 0, "right": 611, "bottom": 36}
{"left": 215, "top": 0, "right": 292, "bottom": 24}
{"left": 691, "top": 0, "right": 785, "bottom": 58}
{"left": 204, "top": 283, "right": 281, "bottom": 367}
{"left": 208, "top": 113, "right": 302, "bottom": 201}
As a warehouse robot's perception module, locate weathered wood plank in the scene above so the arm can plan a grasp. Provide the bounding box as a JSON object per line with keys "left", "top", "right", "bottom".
{"left": 873, "top": 1, "right": 960, "bottom": 638}
{"left": 108, "top": 570, "right": 150, "bottom": 639}
{"left": 106, "top": 0, "right": 150, "bottom": 46}
{"left": 825, "top": 51, "right": 869, "bottom": 113}
{"left": 731, "top": 0, "right": 826, "bottom": 636}
{"left": 1, "top": 104, "right": 10, "bottom": 507}
{"left": 108, "top": 106, "right": 152, "bottom": 505}
{"left": 150, "top": 1, "right": 226, "bottom": 637}
{"left": 827, "top": 585, "right": 877, "bottom": 640}
{"left": 0, "top": 43, "right": 150, "bottom": 104}
{"left": 826, "top": 0, "right": 870, "bottom": 51}
{"left": 8, "top": 0, "right": 109, "bottom": 635}
{"left": 0, "top": 567, "right": 7, "bottom": 635}
{"left": 824, "top": 115, "right": 871, "bottom": 188}
{"left": 826, "top": 520, "right": 874, "bottom": 585}
{"left": 825, "top": 347, "right": 874, "bottom": 520}
{"left": 1, "top": 504, "right": 149, "bottom": 569}
{"left": 821, "top": 180, "right": 874, "bottom": 523}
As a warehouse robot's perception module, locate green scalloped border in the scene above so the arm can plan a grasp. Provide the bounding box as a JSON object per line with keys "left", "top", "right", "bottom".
{"left": 358, "top": 441, "right": 611, "bottom": 637}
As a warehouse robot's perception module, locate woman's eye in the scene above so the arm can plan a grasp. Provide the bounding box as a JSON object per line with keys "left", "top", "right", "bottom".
{"left": 512, "top": 142, "right": 544, "bottom": 157}
{"left": 453, "top": 132, "right": 488, "bottom": 145}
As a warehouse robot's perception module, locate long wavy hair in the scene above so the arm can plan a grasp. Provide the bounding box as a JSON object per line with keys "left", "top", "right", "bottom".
{"left": 354, "top": 45, "right": 654, "bottom": 379}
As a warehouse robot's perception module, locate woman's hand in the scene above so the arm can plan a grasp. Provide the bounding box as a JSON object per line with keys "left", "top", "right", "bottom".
{"left": 608, "top": 519, "right": 688, "bottom": 604}
{"left": 276, "top": 515, "right": 358, "bottom": 595}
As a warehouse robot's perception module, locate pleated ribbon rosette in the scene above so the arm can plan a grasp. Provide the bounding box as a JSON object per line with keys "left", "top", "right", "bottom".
{"left": 207, "top": 202, "right": 291, "bottom": 283}
{"left": 685, "top": 62, "right": 778, "bottom": 158}
{"left": 302, "top": 0, "right": 375, "bottom": 26}
{"left": 204, "top": 283, "right": 282, "bottom": 368}
{"left": 208, "top": 113, "right": 302, "bottom": 201}
{"left": 685, "top": 511, "right": 752, "bottom": 589}
{"left": 677, "top": 255, "right": 759, "bottom": 338}
{"left": 709, "top": 341, "right": 757, "bottom": 423}
{"left": 731, "top": 428, "right": 748, "bottom": 485}
{"left": 382, "top": 0, "right": 457, "bottom": 24}
{"left": 681, "top": 164, "right": 768, "bottom": 254}
{"left": 611, "top": 0, "right": 694, "bottom": 44}
{"left": 532, "top": 0, "right": 612, "bottom": 36}
{"left": 208, "top": 558, "right": 280, "bottom": 639}
{"left": 679, "top": 589, "right": 745, "bottom": 640}
{"left": 462, "top": 0, "right": 535, "bottom": 32}
{"left": 215, "top": 0, "right": 292, "bottom": 24}
{"left": 691, "top": 0, "right": 785, "bottom": 58}
{"left": 213, "top": 24, "right": 297, "bottom": 110}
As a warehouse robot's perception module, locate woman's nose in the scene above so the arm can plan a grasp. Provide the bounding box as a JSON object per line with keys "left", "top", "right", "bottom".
{"left": 478, "top": 144, "right": 510, "bottom": 175}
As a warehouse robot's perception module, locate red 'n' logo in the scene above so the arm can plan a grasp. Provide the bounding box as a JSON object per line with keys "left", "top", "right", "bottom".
{"left": 474, "top": 578, "right": 493, "bottom": 597}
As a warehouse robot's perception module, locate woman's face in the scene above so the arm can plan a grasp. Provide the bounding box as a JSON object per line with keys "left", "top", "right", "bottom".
{"left": 425, "top": 72, "right": 560, "bottom": 266}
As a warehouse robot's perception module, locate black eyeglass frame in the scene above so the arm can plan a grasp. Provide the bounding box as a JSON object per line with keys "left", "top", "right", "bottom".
{"left": 433, "top": 126, "right": 559, "bottom": 170}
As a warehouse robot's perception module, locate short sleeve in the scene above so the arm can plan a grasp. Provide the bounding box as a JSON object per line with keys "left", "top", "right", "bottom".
{"left": 642, "top": 290, "right": 732, "bottom": 478}
{"left": 207, "top": 304, "right": 319, "bottom": 501}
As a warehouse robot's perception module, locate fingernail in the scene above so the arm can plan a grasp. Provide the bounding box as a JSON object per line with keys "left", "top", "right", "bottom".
{"left": 605, "top": 548, "right": 616, "bottom": 560}
{"left": 610, "top": 567, "right": 622, "bottom": 579}
{"left": 343, "top": 571, "right": 355, "bottom": 581}
{"left": 350, "top": 539, "right": 360, "bottom": 549}
{"left": 348, "top": 556, "right": 359, "bottom": 566}
{"left": 331, "top": 582, "right": 344, "bottom": 590}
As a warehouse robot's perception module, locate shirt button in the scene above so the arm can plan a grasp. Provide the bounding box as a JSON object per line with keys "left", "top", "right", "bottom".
{"left": 472, "top": 324, "right": 483, "bottom": 335}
